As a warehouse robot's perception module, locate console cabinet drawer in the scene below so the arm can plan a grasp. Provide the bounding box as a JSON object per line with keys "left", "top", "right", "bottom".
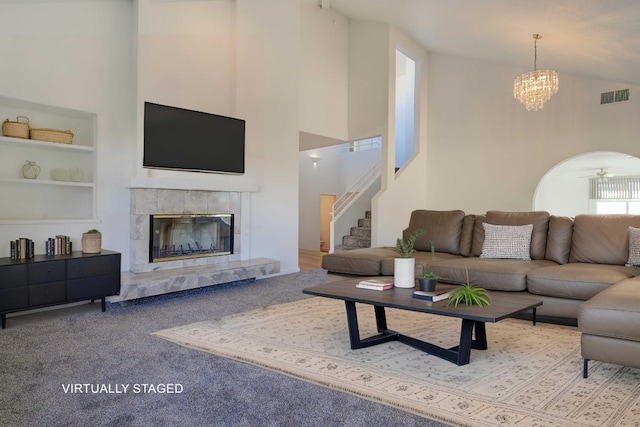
{"left": 67, "top": 254, "right": 120, "bottom": 279}
{"left": 0, "top": 264, "right": 27, "bottom": 289}
{"left": 28, "top": 261, "right": 65, "bottom": 285}
{"left": 0, "top": 287, "right": 28, "bottom": 311}
{"left": 67, "top": 274, "right": 120, "bottom": 300}
{"left": 29, "top": 282, "right": 66, "bottom": 306}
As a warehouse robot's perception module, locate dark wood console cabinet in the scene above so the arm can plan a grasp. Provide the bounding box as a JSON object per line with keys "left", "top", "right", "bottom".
{"left": 0, "top": 250, "right": 121, "bottom": 329}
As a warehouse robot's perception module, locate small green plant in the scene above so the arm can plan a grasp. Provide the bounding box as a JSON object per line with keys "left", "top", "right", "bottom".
{"left": 86, "top": 229, "right": 101, "bottom": 234}
{"left": 447, "top": 265, "right": 491, "bottom": 307}
{"left": 395, "top": 228, "right": 425, "bottom": 258}
{"left": 422, "top": 271, "right": 438, "bottom": 279}
{"left": 430, "top": 239, "right": 436, "bottom": 261}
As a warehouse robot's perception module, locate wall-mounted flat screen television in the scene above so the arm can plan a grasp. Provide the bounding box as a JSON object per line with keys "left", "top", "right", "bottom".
{"left": 143, "top": 102, "right": 245, "bottom": 174}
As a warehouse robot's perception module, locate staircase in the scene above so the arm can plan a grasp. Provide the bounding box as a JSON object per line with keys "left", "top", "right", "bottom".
{"left": 336, "top": 211, "right": 371, "bottom": 251}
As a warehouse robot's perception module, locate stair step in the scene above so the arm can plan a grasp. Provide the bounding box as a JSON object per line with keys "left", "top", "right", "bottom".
{"left": 358, "top": 218, "right": 371, "bottom": 228}
{"left": 342, "top": 235, "right": 371, "bottom": 248}
{"left": 365, "top": 210, "right": 371, "bottom": 220}
{"left": 350, "top": 226, "right": 371, "bottom": 238}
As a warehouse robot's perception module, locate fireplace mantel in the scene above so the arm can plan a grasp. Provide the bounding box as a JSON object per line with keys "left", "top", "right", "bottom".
{"left": 127, "top": 176, "right": 259, "bottom": 192}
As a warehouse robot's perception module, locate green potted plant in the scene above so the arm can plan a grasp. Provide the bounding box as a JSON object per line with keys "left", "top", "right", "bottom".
{"left": 81, "top": 229, "right": 102, "bottom": 254}
{"left": 394, "top": 228, "right": 425, "bottom": 288}
{"left": 448, "top": 266, "right": 491, "bottom": 307}
{"left": 418, "top": 270, "right": 438, "bottom": 292}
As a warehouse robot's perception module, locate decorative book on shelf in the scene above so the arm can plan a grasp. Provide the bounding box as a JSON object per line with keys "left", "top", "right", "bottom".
{"left": 412, "top": 290, "right": 451, "bottom": 302}
{"left": 10, "top": 238, "right": 34, "bottom": 260}
{"left": 356, "top": 278, "right": 394, "bottom": 291}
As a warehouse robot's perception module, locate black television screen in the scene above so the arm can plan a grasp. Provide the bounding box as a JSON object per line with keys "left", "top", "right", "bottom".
{"left": 143, "top": 102, "right": 245, "bottom": 174}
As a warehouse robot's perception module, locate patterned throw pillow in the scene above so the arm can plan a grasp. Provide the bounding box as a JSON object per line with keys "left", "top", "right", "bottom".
{"left": 626, "top": 226, "right": 640, "bottom": 267}
{"left": 480, "top": 223, "right": 534, "bottom": 260}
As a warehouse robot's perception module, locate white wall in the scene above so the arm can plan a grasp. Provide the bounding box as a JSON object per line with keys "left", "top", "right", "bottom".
{"left": 534, "top": 176, "right": 590, "bottom": 217}
{"left": 0, "top": 0, "right": 302, "bottom": 275}
{"left": 235, "top": 0, "right": 300, "bottom": 274}
{"left": 299, "top": 4, "right": 348, "bottom": 141}
{"left": 0, "top": 1, "right": 135, "bottom": 263}
{"left": 371, "top": 26, "right": 429, "bottom": 247}
{"left": 426, "top": 53, "right": 640, "bottom": 215}
{"left": 298, "top": 142, "right": 381, "bottom": 251}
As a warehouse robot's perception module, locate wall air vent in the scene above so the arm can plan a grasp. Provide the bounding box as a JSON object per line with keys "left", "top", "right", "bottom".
{"left": 601, "top": 89, "right": 630, "bottom": 105}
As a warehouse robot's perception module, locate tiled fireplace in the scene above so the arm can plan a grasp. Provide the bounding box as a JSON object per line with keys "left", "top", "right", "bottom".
{"left": 117, "top": 185, "right": 280, "bottom": 302}
{"left": 130, "top": 188, "right": 241, "bottom": 273}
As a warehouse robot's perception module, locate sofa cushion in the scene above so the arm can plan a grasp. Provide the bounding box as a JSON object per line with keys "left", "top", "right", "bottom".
{"left": 579, "top": 277, "right": 640, "bottom": 342}
{"left": 626, "top": 226, "right": 640, "bottom": 267}
{"left": 527, "top": 263, "right": 637, "bottom": 300}
{"left": 403, "top": 210, "right": 465, "bottom": 255}
{"left": 321, "top": 247, "right": 398, "bottom": 275}
{"left": 459, "top": 214, "right": 476, "bottom": 257}
{"left": 480, "top": 223, "right": 533, "bottom": 260}
{"left": 471, "top": 215, "right": 487, "bottom": 257}
{"left": 569, "top": 214, "right": 640, "bottom": 265}
{"left": 545, "top": 215, "right": 573, "bottom": 265}
{"left": 429, "top": 257, "right": 557, "bottom": 291}
{"left": 485, "top": 211, "right": 550, "bottom": 260}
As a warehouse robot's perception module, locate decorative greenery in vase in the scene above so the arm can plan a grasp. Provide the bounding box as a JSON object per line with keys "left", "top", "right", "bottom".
{"left": 395, "top": 228, "right": 425, "bottom": 258}
{"left": 448, "top": 266, "right": 491, "bottom": 307}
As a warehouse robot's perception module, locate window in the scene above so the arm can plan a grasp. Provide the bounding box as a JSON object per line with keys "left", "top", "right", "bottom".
{"left": 395, "top": 49, "right": 416, "bottom": 171}
{"left": 591, "top": 176, "right": 640, "bottom": 214}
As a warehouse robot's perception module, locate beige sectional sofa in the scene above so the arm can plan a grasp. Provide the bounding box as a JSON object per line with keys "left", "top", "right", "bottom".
{"left": 321, "top": 209, "right": 640, "bottom": 376}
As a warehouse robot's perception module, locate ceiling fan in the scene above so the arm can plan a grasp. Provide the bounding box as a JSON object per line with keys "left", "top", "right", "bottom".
{"left": 580, "top": 168, "right": 610, "bottom": 182}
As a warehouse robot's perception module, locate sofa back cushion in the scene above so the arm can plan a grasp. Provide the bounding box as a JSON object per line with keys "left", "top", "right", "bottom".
{"left": 545, "top": 215, "right": 574, "bottom": 264}
{"left": 485, "top": 211, "right": 550, "bottom": 260}
{"left": 403, "top": 210, "right": 466, "bottom": 255}
{"left": 570, "top": 214, "right": 640, "bottom": 265}
{"left": 471, "top": 215, "right": 487, "bottom": 257}
{"left": 459, "top": 214, "right": 476, "bottom": 257}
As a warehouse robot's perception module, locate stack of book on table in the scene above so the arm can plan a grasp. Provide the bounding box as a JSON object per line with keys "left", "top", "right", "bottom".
{"left": 356, "top": 279, "right": 393, "bottom": 291}
{"left": 412, "top": 289, "right": 451, "bottom": 302}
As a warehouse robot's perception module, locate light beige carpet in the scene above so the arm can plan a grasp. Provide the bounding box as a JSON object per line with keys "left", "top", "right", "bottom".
{"left": 153, "top": 297, "right": 640, "bottom": 427}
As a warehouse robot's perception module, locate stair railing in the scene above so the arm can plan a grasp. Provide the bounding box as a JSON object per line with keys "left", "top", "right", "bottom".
{"left": 330, "top": 159, "right": 381, "bottom": 251}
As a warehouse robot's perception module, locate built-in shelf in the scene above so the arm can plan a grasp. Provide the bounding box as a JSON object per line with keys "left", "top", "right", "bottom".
{"left": 0, "top": 178, "right": 94, "bottom": 188}
{"left": 0, "top": 135, "right": 93, "bottom": 153}
{"left": 0, "top": 95, "right": 97, "bottom": 222}
{"left": 0, "top": 219, "right": 101, "bottom": 226}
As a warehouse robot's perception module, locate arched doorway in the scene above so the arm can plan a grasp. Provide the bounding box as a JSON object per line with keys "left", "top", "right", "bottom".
{"left": 533, "top": 151, "right": 640, "bottom": 217}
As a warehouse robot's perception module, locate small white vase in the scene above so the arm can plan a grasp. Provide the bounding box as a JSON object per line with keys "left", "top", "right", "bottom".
{"left": 394, "top": 258, "right": 416, "bottom": 288}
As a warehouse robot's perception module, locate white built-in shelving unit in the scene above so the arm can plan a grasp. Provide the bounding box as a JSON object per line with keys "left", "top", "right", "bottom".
{"left": 0, "top": 96, "right": 97, "bottom": 224}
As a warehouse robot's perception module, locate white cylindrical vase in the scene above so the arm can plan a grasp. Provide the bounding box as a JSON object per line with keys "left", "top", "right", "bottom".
{"left": 394, "top": 258, "right": 415, "bottom": 288}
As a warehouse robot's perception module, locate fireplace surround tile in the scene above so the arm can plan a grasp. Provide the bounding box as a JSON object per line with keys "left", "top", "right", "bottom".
{"left": 184, "top": 190, "right": 208, "bottom": 214}
{"left": 131, "top": 188, "right": 158, "bottom": 214}
{"left": 207, "top": 191, "right": 230, "bottom": 213}
{"left": 157, "top": 189, "right": 184, "bottom": 214}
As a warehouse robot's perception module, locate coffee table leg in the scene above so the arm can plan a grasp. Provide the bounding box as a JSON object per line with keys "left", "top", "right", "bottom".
{"left": 344, "top": 301, "right": 398, "bottom": 350}
{"left": 344, "top": 301, "right": 361, "bottom": 349}
{"left": 457, "top": 319, "right": 475, "bottom": 365}
{"left": 374, "top": 305, "right": 387, "bottom": 331}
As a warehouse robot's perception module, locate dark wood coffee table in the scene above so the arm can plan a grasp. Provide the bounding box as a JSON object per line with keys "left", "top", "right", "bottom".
{"left": 303, "top": 277, "right": 542, "bottom": 366}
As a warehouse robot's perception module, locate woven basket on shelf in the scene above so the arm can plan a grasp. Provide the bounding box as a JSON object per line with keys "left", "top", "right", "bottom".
{"left": 30, "top": 128, "right": 74, "bottom": 144}
{"left": 2, "top": 116, "right": 30, "bottom": 139}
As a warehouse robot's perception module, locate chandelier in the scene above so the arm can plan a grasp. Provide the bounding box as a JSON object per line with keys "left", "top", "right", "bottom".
{"left": 514, "top": 34, "right": 559, "bottom": 111}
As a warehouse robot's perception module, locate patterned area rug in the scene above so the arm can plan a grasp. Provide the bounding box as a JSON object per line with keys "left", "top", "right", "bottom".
{"left": 153, "top": 297, "right": 640, "bottom": 426}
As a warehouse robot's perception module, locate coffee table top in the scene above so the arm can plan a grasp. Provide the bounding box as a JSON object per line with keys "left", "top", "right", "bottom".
{"left": 303, "top": 277, "right": 542, "bottom": 323}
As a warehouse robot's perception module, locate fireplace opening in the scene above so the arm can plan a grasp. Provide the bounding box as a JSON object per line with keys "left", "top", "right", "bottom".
{"left": 150, "top": 214, "right": 233, "bottom": 262}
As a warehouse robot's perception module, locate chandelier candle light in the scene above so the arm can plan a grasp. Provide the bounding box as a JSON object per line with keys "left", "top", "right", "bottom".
{"left": 514, "top": 34, "right": 559, "bottom": 111}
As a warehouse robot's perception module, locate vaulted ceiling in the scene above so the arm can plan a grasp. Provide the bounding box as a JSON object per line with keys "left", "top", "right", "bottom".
{"left": 308, "top": 0, "right": 640, "bottom": 86}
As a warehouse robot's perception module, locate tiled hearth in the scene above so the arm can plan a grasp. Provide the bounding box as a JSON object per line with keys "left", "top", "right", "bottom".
{"left": 113, "top": 185, "right": 280, "bottom": 302}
